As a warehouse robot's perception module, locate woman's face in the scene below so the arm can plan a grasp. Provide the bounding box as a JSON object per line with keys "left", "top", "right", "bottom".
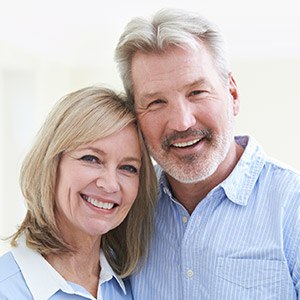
{"left": 55, "top": 123, "right": 141, "bottom": 243}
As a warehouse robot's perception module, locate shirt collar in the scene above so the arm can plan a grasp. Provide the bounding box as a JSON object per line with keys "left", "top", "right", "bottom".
{"left": 220, "top": 136, "right": 265, "bottom": 206}
{"left": 158, "top": 135, "right": 266, "bottom": 207}
{"left": 11, "top": 236, "right": 127, "bottom": 300}
{"left": 11, "top": 236, "right": 73, "bottom": 300}
{"left": 99, "top": 250, "right": 127, "bottom": 294}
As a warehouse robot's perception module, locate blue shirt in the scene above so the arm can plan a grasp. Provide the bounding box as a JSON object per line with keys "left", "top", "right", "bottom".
{"left": 131, "top": 136, "right": 300, "bottom": 299}
{"left": 0, "top": 238, "right": 132, "bottom": 300}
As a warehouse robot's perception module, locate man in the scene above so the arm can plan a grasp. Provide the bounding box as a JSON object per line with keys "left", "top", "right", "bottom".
{"left": 115, "top": 8, "right": 300, "bottom": 299}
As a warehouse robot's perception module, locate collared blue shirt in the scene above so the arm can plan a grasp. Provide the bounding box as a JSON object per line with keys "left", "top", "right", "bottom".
{"left": 131, "top": 136, "right": 300, "bottom": 299}
{"left": 0, "top": 237, "right": 132, "bottom": 300}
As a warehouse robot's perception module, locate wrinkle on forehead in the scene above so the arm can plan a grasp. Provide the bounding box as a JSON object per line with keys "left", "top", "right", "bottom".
{"left": 131, "top": 44, "right": 218, "bottom": 100}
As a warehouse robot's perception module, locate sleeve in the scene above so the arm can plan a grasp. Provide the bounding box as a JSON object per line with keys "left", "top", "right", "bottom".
{"left": 286, "top": 189, "right": 300, "bottom": 298}
{"left": 291, "top": 215, "right": 300, "bottom": 298}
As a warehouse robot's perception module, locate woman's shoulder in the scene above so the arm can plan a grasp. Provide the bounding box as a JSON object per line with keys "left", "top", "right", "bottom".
{"left": 0, "top": 251, "right": 33, "bottom": 299}
{"left": 0, "top": 251, "right": 19, "bottom": 281}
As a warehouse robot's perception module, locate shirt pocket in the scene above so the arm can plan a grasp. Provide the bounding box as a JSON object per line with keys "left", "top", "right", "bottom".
{"left": 216, "top": 257, "right": 288, "bottom": 299}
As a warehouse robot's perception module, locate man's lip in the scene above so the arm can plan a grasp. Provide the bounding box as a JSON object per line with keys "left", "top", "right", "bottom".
{"left": 171, "top": 137, "right": 203, "bottom": 148}
{"left": 162, "top": 129, "right": 211, "bottom": 149}
{"left": 166, "top": 137, "right": 207, "bottom": 156}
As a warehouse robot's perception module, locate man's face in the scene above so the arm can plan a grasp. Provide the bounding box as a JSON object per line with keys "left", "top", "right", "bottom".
{"left": 131, "top": 43, "right": 240, "bottom": 183}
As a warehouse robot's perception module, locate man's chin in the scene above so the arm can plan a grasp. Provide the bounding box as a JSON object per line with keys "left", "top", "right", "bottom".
{"left": 161, "top": 160, "right": 218, "bottom": 184}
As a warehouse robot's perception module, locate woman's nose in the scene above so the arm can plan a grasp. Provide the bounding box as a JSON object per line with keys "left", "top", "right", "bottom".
{"left": 96, "top": 171, "right": 120, "bottom": 193}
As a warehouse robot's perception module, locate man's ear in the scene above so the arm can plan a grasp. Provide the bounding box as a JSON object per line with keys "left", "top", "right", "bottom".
{"left": 228, "top": 73, "right": 240, "bottom": 116}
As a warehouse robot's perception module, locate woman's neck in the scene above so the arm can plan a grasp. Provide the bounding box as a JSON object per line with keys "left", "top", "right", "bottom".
{"left": 45, "top": 236, "right": 101, "bottom": 298}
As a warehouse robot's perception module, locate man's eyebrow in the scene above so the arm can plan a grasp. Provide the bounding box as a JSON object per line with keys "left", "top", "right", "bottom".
{"left": 139, "top": 91, "right": 162, "bottom": 101}
{"left": 183, "top": 78, "right": 208, "bottom": 89}
{"left": 137, "top": 78, "right": 210, "bottom": 102}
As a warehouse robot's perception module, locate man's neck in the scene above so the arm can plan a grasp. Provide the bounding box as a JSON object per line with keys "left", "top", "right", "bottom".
{"left": 167, "top": 142, "right": 244, "bottom": 215}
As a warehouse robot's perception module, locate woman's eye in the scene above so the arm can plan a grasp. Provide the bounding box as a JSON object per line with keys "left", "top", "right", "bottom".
{"left": 80, "top": 155, "right": 99, "bottom": 163}
{"left": 120, "top": 165, "right": 138, "bottom": 174}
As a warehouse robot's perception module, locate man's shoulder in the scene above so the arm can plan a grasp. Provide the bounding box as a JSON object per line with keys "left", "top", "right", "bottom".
{"left": 263, "top": 157, "right": 300, "bottom": 185}
{"left": 241, "top": 135, "right": 300, "bottom": 184}
{"left": 258, "top": 158, "right": 300, "bottom": 211}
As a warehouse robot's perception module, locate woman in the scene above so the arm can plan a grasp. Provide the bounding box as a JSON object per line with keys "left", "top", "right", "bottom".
{"left": 0, "top": 86, "right": 157, "bottom": 299}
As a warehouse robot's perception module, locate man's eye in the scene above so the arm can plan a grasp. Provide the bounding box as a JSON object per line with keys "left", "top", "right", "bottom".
{"left": 147, "top": 99, "right": 165, "bottom": 108}
{"left": 190, "top": 90, "right": 203, "bottom": 96}
{"left": 80, "top": 155, "right": 99, "bottom": 163}
{"left": 120, "top": 165, "right": 138, "bottom": 174}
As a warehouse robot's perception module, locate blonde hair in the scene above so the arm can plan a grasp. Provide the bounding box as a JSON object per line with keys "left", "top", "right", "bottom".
{"left": 11, "top": 86, "right": 157, "bottom": 277}
{"left": 115, "top": 8, "right": 230, "bottom": 103}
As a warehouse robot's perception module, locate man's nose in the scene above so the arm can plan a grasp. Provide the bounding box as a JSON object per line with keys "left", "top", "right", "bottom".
{"left": 167, "top": 98, "right": 196, "bottom": 132}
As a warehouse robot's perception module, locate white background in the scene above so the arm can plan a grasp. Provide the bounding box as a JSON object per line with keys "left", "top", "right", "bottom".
{"left": 0, "top": 0, "right": 300, "bottom": 254}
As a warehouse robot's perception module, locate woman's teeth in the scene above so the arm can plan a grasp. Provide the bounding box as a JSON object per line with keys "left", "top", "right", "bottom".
{"left": 172, "top": 138, "right": 201, "bottom": 148}
{"left": 82, "top": 195, "right": 114, "bottom": 210}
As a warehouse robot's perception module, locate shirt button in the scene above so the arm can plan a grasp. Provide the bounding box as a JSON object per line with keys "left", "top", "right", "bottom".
{"left": 187, "top": 269, "right": 194, "bottom": 278}
{"left": 182, "top": 216, "right": 188, "bottom": 224}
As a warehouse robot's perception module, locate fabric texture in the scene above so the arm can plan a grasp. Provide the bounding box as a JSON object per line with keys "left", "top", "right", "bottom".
{"left": 0, "top": 237, "right": 132, "bottom": 300}
{"left": 131, "top": 136, "right": 300, "bottom": 299}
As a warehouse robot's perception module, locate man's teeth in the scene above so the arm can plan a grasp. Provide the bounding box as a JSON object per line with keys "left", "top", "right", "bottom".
{"left": 172, "top": 138, "right": 201, "bottom": 148}
{"left": 83, "top": 195, "right": 114, "bottom": 210}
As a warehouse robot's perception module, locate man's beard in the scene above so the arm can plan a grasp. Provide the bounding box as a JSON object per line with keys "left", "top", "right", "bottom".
{"left": 147, "top": 123, "right": 234, "bottom": 184}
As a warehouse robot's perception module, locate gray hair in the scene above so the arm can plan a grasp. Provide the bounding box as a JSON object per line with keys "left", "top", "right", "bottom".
{"left": 115, "top": 8, "right": 230, "bottom": 103}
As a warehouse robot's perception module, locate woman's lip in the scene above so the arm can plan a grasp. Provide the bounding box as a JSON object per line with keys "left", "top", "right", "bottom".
{"left": 84, "top": 199, "right": 117, "bottom": 212}
{"left": 81, "top": 193, "right": 119, "bottom": 204}
{"left": 80, "top": 193, "right": 119, "bottom": 210}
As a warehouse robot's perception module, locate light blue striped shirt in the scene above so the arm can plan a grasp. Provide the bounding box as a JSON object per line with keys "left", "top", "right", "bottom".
{"left": 0, "top": 238, "right": 132, "bottom": 300}
{"left": 131, "top": 136, "right": 300, "bottom": 299}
